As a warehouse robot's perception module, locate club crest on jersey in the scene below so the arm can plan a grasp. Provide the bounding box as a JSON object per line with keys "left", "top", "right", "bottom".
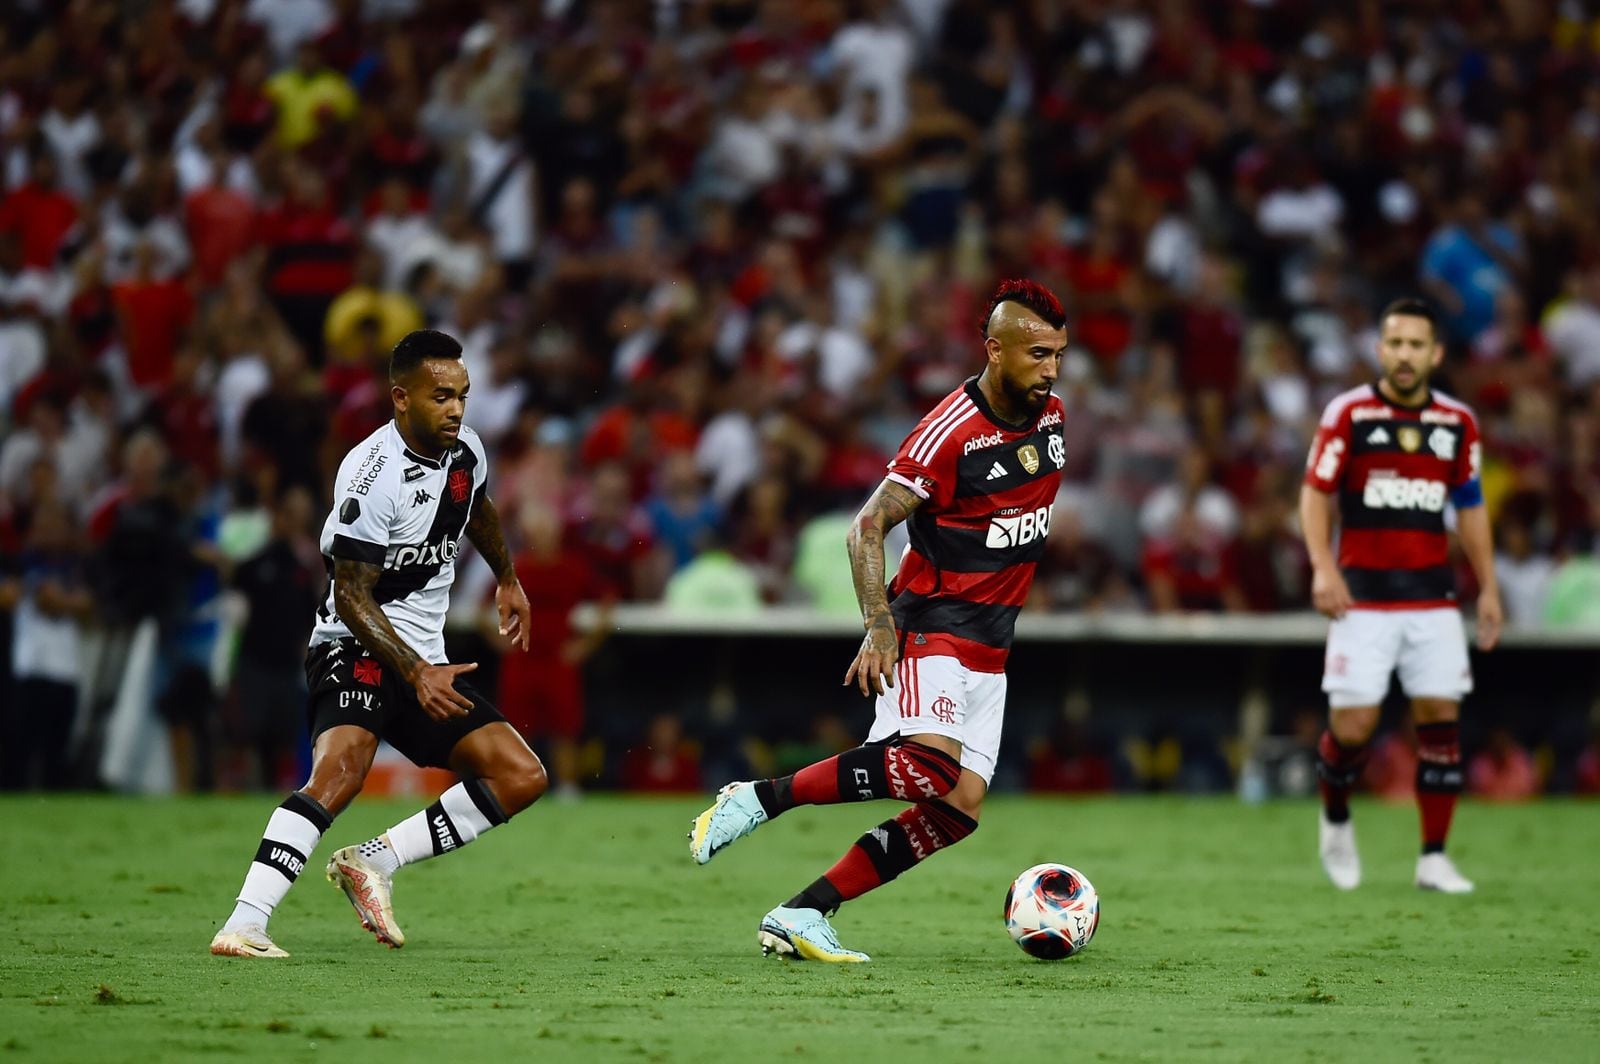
{"left": 1048, "top": 434, "right": 1065, "bottom": 469}
{"left": 1428, "top": 427, "right": 1456, "bottom": 460}
{"left": 1017, "top": 444, "right": 1040, "bottom": 475}
{"left": 448, "top": 469, "right": 471, "bottom": 503}
{"left": 1397, "top": 426, "right": 1422, "bottom": 453}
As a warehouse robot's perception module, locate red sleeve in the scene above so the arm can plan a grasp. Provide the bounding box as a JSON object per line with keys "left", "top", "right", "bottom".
{"left": 1454, "top": 407, "right": 1482, "bottom": 488}
{"left": 1303, "top": 400, "right": 1352, "bottom": 493}
{"left": 885, "top": 396, "right": 975, "bottom": 511}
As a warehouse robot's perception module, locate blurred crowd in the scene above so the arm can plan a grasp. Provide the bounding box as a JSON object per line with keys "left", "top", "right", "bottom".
{"left": 5, "top": 0, "right": 1600, "bottom": 793}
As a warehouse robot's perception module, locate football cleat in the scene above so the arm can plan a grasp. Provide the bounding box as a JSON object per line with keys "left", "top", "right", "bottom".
{"left": 209, "top": 925, "right": 289, "bottom": 958}
{"left": 1318, "top": 813, "right": 1361, "bottom": 891}
{"left": 688, "top": 781, "right": 767, "bottom": 865}
{"left": 757, "top": 906, "right": 870, "bottom": 963}
{"left": 326, "top": 845, "right": 406, "bottom": 948}
{"left": 1415, "top": 852, "right": 1474, "bottom": 894}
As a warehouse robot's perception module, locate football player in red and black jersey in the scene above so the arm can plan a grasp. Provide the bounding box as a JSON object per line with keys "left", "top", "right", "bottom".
{"left": 1300, "top": 298, "right": 1503, "bottom": 894}
{"left": 688, "top": 280, "right": 1070, "bottom": 961}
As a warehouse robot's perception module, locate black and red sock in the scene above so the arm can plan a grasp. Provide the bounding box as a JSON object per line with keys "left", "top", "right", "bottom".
{"left": 1316, "top": 730, "right": 1370, "bottom": 824}
{"left": 785, "top": 800, "right": 979, "bottom": 913}
{"left": 1415, "top": 721, "right": 1462, "bottom": 853}
{"left": 753, "top": 741, "right": 961, "bottom": 819}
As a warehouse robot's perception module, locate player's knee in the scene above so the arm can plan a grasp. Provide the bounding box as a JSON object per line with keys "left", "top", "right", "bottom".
{"left": 1411, "top": 698, "right": 1458, "bottom": 724}
{"left": 1329, "top": 708, "right": 1378, "bottom": 746}
{"left": 499, "top": 755, "right": 548, "bottom": 814}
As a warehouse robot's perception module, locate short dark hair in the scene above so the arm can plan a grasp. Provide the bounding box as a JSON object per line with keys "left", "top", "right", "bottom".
{"left": 389, "top": 329, "right": 463, "bottom": 381}
{"left": 1379, "top": 298, "right": 1438, "bottom": 338}
{"left": 982, "top": 278, "right": 1067, "bottom": 336}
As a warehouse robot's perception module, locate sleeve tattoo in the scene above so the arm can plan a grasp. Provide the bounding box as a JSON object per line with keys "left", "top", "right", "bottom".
{"left": 846, "top": 479, "right": 922, "bottom": 629}
{"left": 332, "top": 557, "right": 424, "bottom": 683}
{"left": 465, "top": 493, "right": 516, "bottom": 581}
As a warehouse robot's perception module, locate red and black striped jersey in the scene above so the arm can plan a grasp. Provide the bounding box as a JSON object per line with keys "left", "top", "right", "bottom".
{"left": 885, "top": 378, "right": 1066, "bottom": 672}
{"left": 1303, "top": 383, "right": 1483, "bottom": 609}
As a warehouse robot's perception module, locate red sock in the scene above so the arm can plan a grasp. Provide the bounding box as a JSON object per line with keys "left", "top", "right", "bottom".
{"left": 786, "top": 801, "right": 979, "bottom": 913}
{"left": 1415, "top": 722, "right": 1462, "bottom": 853}
{"left": 773, "top": 742, "right": 961, "bottom": 810}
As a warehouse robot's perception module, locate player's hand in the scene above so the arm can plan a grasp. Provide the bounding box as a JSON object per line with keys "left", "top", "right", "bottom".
{"left": 496, "top": 578, "right": 531, "bottom": 652}
{"left": 844, "top": 615, "right": 898, "bottom": 697}
{"left": 1475, "top": 588, "right": 1503, "bottom": 652}
{"left": 413, "top": 662, "right": 477, "bottom": 721}
{"left": 1311, "top": 565, "right": 1353, "bottom": 620}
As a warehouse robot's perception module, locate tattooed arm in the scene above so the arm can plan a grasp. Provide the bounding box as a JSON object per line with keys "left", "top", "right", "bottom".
{"left": 843, "top": 478, "right": 923, "bottom": 696}
{"left": 333, "top": 558, "right": 475, "bottom": 720}
{"left": 465, "top": 492, "right": 531, "bottom": 651}
{"left": 465, "top": 493, "right": 514, "bottom": 580}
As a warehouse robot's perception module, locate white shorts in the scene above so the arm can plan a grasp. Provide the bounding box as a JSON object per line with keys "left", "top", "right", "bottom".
{"left": 1322, "top": 607, "right": 1472, "bottom": 709}
{"left": 866, "top": 655, "right": 1006, "bottom": 785}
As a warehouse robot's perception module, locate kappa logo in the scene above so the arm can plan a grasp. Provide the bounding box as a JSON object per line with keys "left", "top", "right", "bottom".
{"left": 1367, "top": 427, "right": 1390, "bottom": 445}
{"left": 413, "top": 489, "right": 434, "bottom": 507}
{"left": 352, "top": 658, "right": 382, "bottom": 686}
{"left": 985, "top": 461, "right": 1008, "bottom": 481}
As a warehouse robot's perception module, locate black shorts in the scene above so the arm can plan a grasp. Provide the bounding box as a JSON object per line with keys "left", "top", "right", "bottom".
{"left": 305, "top": 638, "right": 507, "bottom": 769}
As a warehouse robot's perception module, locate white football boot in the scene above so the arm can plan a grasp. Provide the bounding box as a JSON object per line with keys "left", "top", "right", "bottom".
{"left": 326, "top": 846, "right": 406, "bottom": 947}
{"left": 1319, "top": 813, "right": 1361, "bottom": 890}
{"left": 1415, "top": 852, "right": 1474, "bottom": 894}
{"left": 209, "top": 925, "right": 289, "bottom": 958}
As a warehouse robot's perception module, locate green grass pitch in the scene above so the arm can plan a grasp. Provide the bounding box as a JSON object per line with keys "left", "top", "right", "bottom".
{"left": 1, "top": 794, "right": 1595, "bottom": 1062}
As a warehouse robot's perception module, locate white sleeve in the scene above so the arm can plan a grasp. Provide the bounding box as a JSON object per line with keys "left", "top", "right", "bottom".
{"left": 328, "top": 458, "right": 398, "bottom": 566}
{"left": 460, "top": 426, "right": 490, "bottom": 494}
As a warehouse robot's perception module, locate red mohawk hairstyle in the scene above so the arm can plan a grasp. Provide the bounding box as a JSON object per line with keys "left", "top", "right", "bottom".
{"left": 981, "top": 278, "right": 1066, "bottom": 336}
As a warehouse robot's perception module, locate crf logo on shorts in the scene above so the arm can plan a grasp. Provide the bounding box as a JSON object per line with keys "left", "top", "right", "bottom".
{"left": 1362, "top": 475, "right": 1446, "bottom": 512}
{"left": 986, "top": 505, "right": 1052, "bottom": 548}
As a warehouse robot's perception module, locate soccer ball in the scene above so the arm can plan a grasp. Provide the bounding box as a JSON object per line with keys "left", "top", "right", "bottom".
{"left": 1003, "top": 863, "right": 1100, "bottom": 959}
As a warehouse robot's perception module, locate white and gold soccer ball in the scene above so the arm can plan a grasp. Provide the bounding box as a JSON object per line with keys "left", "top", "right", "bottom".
{"left": 1003, "top": 863, "right": 1100, "bottom": 959}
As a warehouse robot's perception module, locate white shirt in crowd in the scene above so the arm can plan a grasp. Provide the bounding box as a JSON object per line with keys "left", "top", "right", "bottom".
{"left": 465, "top": 130, "right": 536, "bottom": 264}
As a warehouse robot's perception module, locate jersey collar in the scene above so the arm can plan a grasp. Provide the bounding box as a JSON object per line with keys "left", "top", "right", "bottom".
{"left": 390, "top": 420, "right": 448, "bottom": 468}
{"left": 964, "top": 375, "right": 1038, "bottom": 431}
{"left": 1370, "top": 381, "right": 1431, "bottom": 411}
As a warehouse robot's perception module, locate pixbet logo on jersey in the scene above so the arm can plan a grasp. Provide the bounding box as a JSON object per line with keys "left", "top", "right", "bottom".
{"left": 1363, "top": 474, "right": 1446, "bottom": 512}
{"left": 387, "top": 537, "right": 460, "bottom": 569}
{"left": 985, "top": 504, "right": 1053, "bottom": 548}
{"left": 964, "top": 431, "right": 1005, "bottom": 455}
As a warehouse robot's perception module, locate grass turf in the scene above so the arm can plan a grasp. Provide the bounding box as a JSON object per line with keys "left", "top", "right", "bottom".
{"left": 0, "top": 794, "right": 1595, "bottom": 1063}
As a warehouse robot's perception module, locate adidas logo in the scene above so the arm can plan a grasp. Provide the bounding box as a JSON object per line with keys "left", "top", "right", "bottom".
{"left": 985, "top": 461, "right": 1007, "bottom": 481}
{"left": 1367, "top": 427, "right": 1390, "bottom": 444}
{"left": 870, "top": 827, "right": 891, "bottom": 852}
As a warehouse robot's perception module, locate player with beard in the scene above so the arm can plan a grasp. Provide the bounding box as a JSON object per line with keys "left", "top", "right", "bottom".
{"left": 688, "top": 280, "right": 1070, "bottom": 961}
{"left": 1301, "top": 299, "right": 1502, "bottom": 894}
{"left": 210, "top": 330, "right": 547, "bottom": 957}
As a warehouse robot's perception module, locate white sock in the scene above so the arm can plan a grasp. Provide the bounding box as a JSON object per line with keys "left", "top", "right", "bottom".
{"left": 372, "top": 780, "right": 508, "bottom": 871}
{"left": 222, "top": 792, "right": 332, "bottom": 933}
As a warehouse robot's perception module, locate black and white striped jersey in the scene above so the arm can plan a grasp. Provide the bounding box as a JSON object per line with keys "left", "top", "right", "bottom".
{"left": 310, "top": 421, "right": 489, "bottom": 664}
